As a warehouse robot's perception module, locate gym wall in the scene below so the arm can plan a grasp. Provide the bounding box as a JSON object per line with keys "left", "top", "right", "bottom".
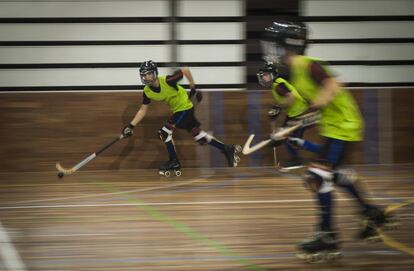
{"left": 0, "top": 0, "right": 413, "bottom": 172}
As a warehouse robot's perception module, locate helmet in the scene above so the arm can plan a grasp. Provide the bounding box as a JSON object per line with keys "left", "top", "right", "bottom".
{"left": 257, "top": 62, "right": 278, "bottom": 87}
{"left": 261, "top": 20, "right": 307, "bottom": 64}
{"left": 139, "top": 60, "right": 158, "bottom": 85}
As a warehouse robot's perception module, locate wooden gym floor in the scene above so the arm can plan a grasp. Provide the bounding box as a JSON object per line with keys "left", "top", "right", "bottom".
{"left": 0, "top": 165, "right": 413, "bottom": 271}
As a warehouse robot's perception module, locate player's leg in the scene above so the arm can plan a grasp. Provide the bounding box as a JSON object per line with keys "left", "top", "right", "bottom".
{"left": 321, "top": 138, "right": 394, "bottom": 241}
{"left": 288, "top": 137, "right": 322, "bottom": 153}
{"left": 192, "top": 127, "right": 241, "bottom": 167}
{"left": 298, "top": 164, "right": 341, "bottom": 261}
{"left": 279, "top": 116, "right": 306, "bottom": 171}
{"left": 335, "top": 168, "right": 396, "bottom": 241}
{"left": 158, "top": 119, "right": 181, "bottom": 176}
{"left": 175, "top": 108, "right": 240, "bottom": 167}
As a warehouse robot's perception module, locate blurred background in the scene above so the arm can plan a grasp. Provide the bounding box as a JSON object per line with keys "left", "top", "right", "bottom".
{"left": 0, "top": 0, "right": 413, "bottom": 171}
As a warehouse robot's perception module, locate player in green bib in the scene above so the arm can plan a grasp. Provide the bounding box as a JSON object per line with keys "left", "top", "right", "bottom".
{"left": 261, "top": 20, "right": 393, "bottom": 259}
{"left": 257, "top": 61, "right": 321, "bottom": 171}
{"left": 121, "top": 61, "right": 240, "bottom": 176}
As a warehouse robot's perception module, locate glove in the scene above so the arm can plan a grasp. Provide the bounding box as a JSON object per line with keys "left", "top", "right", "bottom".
{"left": 268, "top": 105, "right": 281, "bottom": 120}
{"left": 122, "top": 123, "right": 134, "bottom": 138}
{"left": 288, "top": 137, "right": 305, "bottom": 147}
{"left": 189, "top": 86, "right": 203, "bottom": 103}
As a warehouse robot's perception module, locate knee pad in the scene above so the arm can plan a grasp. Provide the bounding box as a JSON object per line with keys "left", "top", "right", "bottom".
{"left": 334, "top": 168, "right": 359, "bottom": 185}
{"left": 304, "top": 167, "right": 334, "bottom": 193}
{"left": 334, "top": 168, "right": 368, "bottom": 194}
{"left": 158, "top": 125, "right": 173, "bottom": 143}
{"left": 192, "top": 128, "right": 213, "bottom": 145}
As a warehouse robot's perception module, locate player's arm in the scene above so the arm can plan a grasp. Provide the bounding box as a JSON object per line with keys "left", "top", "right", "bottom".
{"left": 309, "top": 61, "right": 341, "bottom": 110}
{"left": 277, "top": 82, "right": 295, "bottom": 108}
{"left": 130, "top": 104, "right": 148, "bottom": 126}
{"left": 182, "top": 67, "right": 202, "bottom": 102}
{"left": 268, "top": 83, "right": 293, "bottom": 120}
{"left": 180, "top": 67, "right": 195, "bottom": 89}
{"left": 121, "top": 94, "right": 150, "bottom": 138}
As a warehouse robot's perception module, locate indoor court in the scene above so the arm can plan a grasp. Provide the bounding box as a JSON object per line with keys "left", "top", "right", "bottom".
{"left": 0, "top": 165, "right": 412, "bottom": 270}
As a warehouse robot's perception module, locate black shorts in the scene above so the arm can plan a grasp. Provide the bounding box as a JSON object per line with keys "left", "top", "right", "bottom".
{"left": 167, "top": 108, "right": 201, "bottom": 132}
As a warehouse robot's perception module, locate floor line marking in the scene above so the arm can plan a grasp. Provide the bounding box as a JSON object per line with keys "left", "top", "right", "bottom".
{"left": 0, "top": 220, "right": 27, "bottom": 271}
{"left": 1, "top": 196, "right": 413, "bottom": 210}
{"left": 10, "top": 176, "right": 211, "bottom": 205}
{"left": 94, "top": 182, "right": 267, "bottom": 271}
{"left": 379, "top": 198, "right": 414, "bottom": 256}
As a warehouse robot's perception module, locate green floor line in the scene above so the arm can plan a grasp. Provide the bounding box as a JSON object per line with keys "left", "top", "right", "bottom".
{"left": 94, "top": 182, "right": 267, "bottom": 271}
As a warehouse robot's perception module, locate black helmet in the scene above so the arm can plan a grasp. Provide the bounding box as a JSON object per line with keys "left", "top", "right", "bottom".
{"left": 257, "top": 62, "right": 278, "bottom": 87}
{"left": 261, "top": 20, "right": 307, "bottom": 63}
{"left": 139, "top": 60, "right": 158, "bottom": 85}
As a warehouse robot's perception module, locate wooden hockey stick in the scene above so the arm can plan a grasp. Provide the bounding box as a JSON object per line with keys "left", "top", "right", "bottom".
{"left": 56, "top": 134, "right": 124, "bottom": 177}
{"left": 242, "top": 124, "right": 301, "bottom": 155}
{"left": 270, "top": 119, "right": 280, "bottom": 168}
{"left": 242, "top": 111, "right": 320, "bottom": 155}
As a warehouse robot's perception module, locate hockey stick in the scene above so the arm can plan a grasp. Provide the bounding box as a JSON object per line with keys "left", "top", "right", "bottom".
{"left": 242, "top": 124, "right": 300, "bottom": 155}
{"left": 242, "top": 111, "right": 319, "bottom": 155}
{"left": 56, "top": 134, "right": 124, "bottom": 177}
{"left": 270, "top": 119, "right": 280, "bottom": 168}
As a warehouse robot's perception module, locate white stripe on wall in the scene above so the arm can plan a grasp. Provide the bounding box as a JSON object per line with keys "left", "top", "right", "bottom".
{"left": 0, "top": 45, "right": 171, "bottom": 64}
{"left": 0, "top": 67, "right": 245, "bottom": 87}
{"left": 178, "top": 44, "right": 244, "bottom": 62}
{"left": 307, "top": 21, "right": 414, "bottom": 39}
{"left": 307, "top": 43, "right": 414, "bottom": 61}
{"left": 178, "top": 22, "right": 244, "bottom": 40}
{"left": 179, "top": 0, "right": 244, "bottom": 17}
{"left": 301, "top": 0, "right": 414, "bottom": 16}
{"left": 0, "top": 0, "right": 169, "bottom": 18}
{"left": 330, "top": 65, "right": 414, "bottom": 83}
{"left": 0, "top": 23, "right": 169, "bottom": 41}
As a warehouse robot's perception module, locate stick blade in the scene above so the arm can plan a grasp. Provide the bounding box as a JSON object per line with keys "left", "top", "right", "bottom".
{"left": 56, "top": 162, "right": 74, "bottom": 175}
{"left": 242, "top": 134, "right": 272, "bottom": 155}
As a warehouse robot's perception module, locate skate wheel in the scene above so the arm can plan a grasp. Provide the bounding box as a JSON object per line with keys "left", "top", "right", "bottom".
{"left": 164, "top": 171, "right": 171, "bottom": 177}
{"left": 303, "top": 253, "right": 320, "bottom": 263}
{"left": 175, "top": 170, "right": 181, "bottom": 177}
{"left": 326, "top": 252, "right": 342, "bottom": 262}
{"left": 366, "top": 236, "right": 382, "bottom": 243}
{"left": 234, "top": 156, "right": 240, "bottom": 163}
{"left": 311, "top": 253, "right": 323, "bottom": 263}
{"left": 383, "top": 222, "right": 400, "bottom": 231}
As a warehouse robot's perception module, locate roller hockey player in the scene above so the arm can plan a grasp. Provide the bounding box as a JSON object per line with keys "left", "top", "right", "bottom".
{"left": 121, "top": 60, "right": 241, "bottom": 176}
{"left": 261, "top": 20, "right": 395, "bottom": 261}
{"left": 257, "top": 61, "right": 312, "bottom": 171}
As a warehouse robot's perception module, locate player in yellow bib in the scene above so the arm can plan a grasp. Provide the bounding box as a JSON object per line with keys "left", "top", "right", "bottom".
{"left": 261, "top": 20, "right": 393, "bottom": 259}
{"left": 257, "top": 62, "right": 321, "bottom": 171}
{"left": 121, "top": 61, "right": 240, "bottom": 176}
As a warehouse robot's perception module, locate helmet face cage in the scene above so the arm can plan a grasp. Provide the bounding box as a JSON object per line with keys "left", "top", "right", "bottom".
{"left": 139, "top": 60, "right": 158, "bottom": 85}
{"left": 261, "top": 21, "right": 307, "bottom": 64}
{"left": 257, "top": 62, "right": 277, "bottom": 88}
{"left": 257, "top": 70, "right": 275, "bottom": 88}
{"left": 140, "top": 70, "right": 157, "bottom": 85}
{"left": 260, "top": 40, "right": 286, "bottom": 65}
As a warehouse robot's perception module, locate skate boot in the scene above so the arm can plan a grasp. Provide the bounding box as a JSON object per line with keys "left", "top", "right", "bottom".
{"left": 359, "top": 206, "right": 398, "bottom": 242}
{"left": 297, "top": 231, "right": 342, "bottom": 263}
{"left": 159, "top": 158, "right": 181, "bottom": 177}
{"left": 222, "top": 144, "right": 242, "bottom": 167}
